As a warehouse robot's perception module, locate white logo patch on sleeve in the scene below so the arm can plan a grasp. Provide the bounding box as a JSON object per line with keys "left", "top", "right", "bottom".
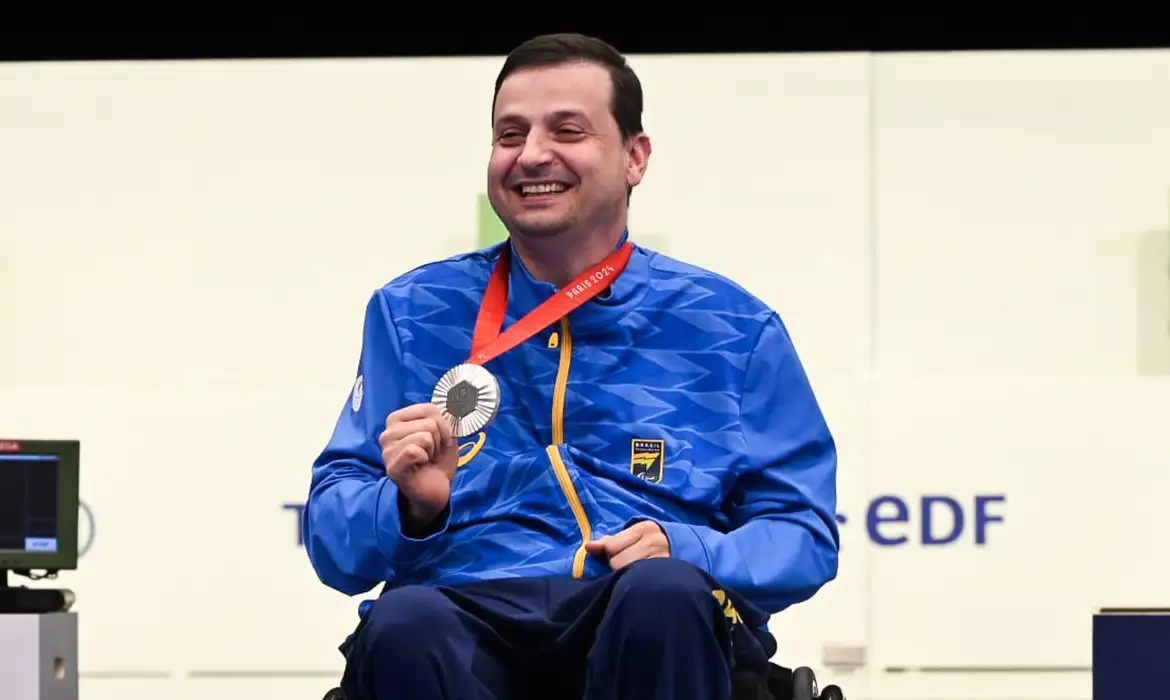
{"left": 352, "top": 375, "right": 364, "bottom": 412}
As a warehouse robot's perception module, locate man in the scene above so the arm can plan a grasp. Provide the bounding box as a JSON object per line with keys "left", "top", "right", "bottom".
{"left": 304, "top": 33, "right": 839, "bottom": 700}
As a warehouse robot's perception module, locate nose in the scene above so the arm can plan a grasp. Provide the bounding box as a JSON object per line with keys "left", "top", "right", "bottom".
{"left": 516, "top": 132, "right": 554, "bottom": 170}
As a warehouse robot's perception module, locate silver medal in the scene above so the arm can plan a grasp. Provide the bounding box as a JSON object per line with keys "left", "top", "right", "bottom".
{"left": 431, "top": 363, "right": 501, "bottom": 438}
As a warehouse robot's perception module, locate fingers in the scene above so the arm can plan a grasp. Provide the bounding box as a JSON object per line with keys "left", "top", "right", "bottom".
{"left": 432, "top": 408, "right": 454, "bottom": 445}
{"left": 610, "top": 535, "right": 671, "bottom": 570}
{"left": 384, "top": 433, "right": 435, "bottom": 477}
{"left": 380, "top": 425, "right": 436, "bottom": 472}
{"left": 381, "top": 418, "right": 440, "bottom": 454}
{"left": 387, "top": 403, "right": 453, "bottom": 442}
{"left": 381, "top": 408, "right": 449, "bottom": 454}
{"left": 608, "top": 542, "right": 648, "bottom": 571}
{"left": 387, "top": 403, "right": 445, "bottom": 424}
{"left": 583, "top": 539, "right": 607, "bottom": 555}
{"left": 595, "top": 526, "right": 642, "bottom": 556}
{"left": 587, "top": 522, "right": 670, "bottom": 570}
{"left": 380, "top": 403, "right": 459, "bottom": 477}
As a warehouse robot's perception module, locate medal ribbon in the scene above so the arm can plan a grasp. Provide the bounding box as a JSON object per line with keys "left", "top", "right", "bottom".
{"left": 468, "top": 241, "right": 634, "bottom": 365}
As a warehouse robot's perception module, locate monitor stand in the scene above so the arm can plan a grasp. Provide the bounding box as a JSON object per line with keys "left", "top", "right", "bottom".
{"left": 0, "top": 569, "right": 79, "bottom": 700}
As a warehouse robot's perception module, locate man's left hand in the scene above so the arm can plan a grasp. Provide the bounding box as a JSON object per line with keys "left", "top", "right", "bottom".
{"left": 584, "top": 520, "right": 670, "bottom": 570}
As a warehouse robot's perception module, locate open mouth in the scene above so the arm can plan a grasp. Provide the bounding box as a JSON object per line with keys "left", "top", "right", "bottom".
{"left": 515, "top": 182, "right": 571, "bottom": 198}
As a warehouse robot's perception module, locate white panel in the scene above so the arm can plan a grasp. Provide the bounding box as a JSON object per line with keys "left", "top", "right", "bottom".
{"left": 0, "top": 251, "right": 12, "bottom": 384}
{"left": 0, "top": 58, "right": 502, "bottom": 390}
{"left": 872, "top": 50, "right": 1170, "bottom": 377}
{"left": 79, "top": 678, "right": 182, "bottom": 700}
{"left": 171, "top": 387, "right": 368, "bottom": 671}
{"left": 0, "top": 386, "right": 358, "bottom": 673}
{"left": 1138, "top": 229, "right": 1170, "bottom": 375}
{"left": 0, "top": 54, "right": 874, "bottom": 390}
{"left": 867, "top": 377, "right": 1170, "bottom": 700}
{"left": 630, "top": 53, "right": 873, "bottom": 379}
{"left": 0, "top": 388, "right": 200, "bottom": 671}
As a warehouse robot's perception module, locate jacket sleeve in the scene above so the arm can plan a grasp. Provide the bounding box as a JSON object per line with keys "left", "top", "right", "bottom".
{"left": 656, "top": 312, "right": 840, "bottom": 614}
{"left": 303, "top": 289, "right": 450, "bottom": 596}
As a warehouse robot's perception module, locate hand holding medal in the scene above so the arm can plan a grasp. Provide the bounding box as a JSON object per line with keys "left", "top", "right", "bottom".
{"left": 432, "top": 241, "right": 634, "bottom": 438}
{"left": 379, "top": 403, "right": 458, "bottom": 523}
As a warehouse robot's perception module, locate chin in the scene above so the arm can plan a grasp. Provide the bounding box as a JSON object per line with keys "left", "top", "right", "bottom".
{"left": 508, "top": 212, "right": 575, "bottom": 239}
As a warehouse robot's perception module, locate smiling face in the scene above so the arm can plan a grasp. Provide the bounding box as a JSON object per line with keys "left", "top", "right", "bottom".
{"left": 487, "top": 61, "right": 649, "bottom": 243}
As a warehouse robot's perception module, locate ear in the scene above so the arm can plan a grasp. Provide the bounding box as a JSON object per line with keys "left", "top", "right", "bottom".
{"left": 624, "top": 132, "right": 652, "bottom": 188}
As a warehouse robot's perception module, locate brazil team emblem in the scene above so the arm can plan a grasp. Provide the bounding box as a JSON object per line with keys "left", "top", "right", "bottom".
{"left": 630, "top": 439, "right": 665, "bottom": 484}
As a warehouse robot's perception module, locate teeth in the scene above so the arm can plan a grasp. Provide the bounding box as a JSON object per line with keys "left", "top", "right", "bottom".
{"left": 520, "top": 183, "right": 566, "bottom": 195}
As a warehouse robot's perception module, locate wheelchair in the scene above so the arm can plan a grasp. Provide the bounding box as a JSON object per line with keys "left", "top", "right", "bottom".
{"left": 320, "top": 663, "right": 846, "bottom": 699}
{"left": 756, "top": 664, "right": 847, "bottom": 700}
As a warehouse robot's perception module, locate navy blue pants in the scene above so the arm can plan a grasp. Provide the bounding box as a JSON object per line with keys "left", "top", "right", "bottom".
{"left": 339, "top": 558, "right": 775, "bottom": 700}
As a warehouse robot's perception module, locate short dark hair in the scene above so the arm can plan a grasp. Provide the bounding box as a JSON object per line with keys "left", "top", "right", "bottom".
{"left": 493, "top": 33, "right": 644, "bottom": 142}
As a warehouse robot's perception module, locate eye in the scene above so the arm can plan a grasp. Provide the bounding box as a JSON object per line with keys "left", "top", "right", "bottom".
{"left": 496, "top": 131, "right": 525, "bottom": 146}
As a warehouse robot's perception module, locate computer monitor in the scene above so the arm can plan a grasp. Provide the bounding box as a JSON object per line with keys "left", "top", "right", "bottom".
{"left": 0, "top": 439, "right": 80, "bottom": 574}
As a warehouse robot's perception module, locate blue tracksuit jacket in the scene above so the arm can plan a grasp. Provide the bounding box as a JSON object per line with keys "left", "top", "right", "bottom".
{"left": 304, "top": 235, "right": 840, "bottom": 617}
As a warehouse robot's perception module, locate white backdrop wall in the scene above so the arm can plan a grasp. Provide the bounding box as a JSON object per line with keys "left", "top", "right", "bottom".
{"left": 0, "top": 49, "right": 1168, "bottom": 700}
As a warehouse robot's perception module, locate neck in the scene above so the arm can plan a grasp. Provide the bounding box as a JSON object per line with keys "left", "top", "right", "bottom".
{"left": 510, "top": 221, "right": 626, "bottom": 288}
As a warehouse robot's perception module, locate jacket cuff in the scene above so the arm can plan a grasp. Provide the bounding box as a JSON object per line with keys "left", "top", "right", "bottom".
{"left": 375, "top": 479, "right": 449, "bottom": 563}
{"left": 656, "top": 520, "right": 712, "bottom": 573}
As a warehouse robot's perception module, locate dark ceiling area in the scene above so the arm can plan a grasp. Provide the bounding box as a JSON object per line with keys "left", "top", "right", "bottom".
{"left": 2, "top": 21, "right": 1168, "bottom": 62}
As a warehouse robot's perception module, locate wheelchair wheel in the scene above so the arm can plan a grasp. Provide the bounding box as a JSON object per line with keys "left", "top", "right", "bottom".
{"left": 791, "top": 666, "right": 818, "bottom": 700}
{"left": 819, "top": 684, "right": 846, "bottom": 700}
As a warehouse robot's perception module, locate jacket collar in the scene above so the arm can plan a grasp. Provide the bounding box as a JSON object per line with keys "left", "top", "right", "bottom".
{"left": 499, "top": 230, "right": 650, "bottom": 333}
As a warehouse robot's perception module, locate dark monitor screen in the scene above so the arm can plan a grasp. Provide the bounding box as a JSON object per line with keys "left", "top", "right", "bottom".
{"left": 0, "top": 440, "right": 79, "bottom": 572}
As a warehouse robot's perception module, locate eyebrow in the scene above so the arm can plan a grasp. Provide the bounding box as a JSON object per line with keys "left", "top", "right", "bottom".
{"left": 494, "top": 109, "right": 592, "bottom": 129}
